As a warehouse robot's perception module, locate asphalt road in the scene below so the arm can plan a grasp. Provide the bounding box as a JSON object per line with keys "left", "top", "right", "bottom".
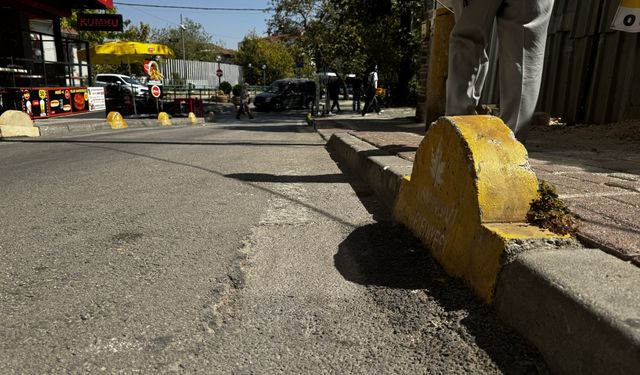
{"left": 0, "top": 110, "right": 548, "bottom": 373}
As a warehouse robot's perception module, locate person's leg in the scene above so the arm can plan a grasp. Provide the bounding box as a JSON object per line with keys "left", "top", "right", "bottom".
{"left": 246, "top": 103, "right": 254, "bottom": 119}
{"left": 446, "top": 0, "right": 502, "bottom": 116}
{"left": 361, "top": 93, "right": 372, "bottom": 115}
{"left": 497, "top": 0, "right": 554, "bottom": 142}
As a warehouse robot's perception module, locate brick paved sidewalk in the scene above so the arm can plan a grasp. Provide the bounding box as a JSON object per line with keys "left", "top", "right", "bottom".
{"left": 314, "top": 109, "right": 640, "bottom": 265}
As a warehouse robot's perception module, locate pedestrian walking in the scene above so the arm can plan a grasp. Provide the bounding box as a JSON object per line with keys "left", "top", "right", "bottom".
{"left": 351, "top": 77, "right": 362, "bottom": 112}
{"left": 236, "top": 83, "right": 254, "bottom": 120}
{"left": 328, "top": 79, "right": 341, "bottom": 114}
{"left": 361, "top": 65, "right": 381, "bottom": 116}
{"left": 445, "top": 0, "right": 554, "bottom": 142}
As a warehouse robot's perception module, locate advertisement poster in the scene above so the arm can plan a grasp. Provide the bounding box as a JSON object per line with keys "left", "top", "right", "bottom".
{"left": 144, "top": 59, "right": 164, "bottom": 86}
{"left": 612, "top": 0, "right": 640, "bottom": 32}
{"left": 47, "top": 88, "right": 89, "bottom": 116}
{"left": 21, "top": 89, "right": 48, "bottom": 118}
{"left": 88, "top": 87, "right": 106, "bottom": 112}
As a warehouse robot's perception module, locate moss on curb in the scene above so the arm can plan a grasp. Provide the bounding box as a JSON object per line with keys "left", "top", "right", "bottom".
{"left": 527, "top": 180, "right": 579, "bottom": 236}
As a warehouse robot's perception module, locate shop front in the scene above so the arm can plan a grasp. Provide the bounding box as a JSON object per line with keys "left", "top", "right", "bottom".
{"left": 0, "top": 0, "right": 113, "bottom": 118}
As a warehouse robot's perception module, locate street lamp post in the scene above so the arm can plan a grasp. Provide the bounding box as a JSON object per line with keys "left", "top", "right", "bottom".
{"left": 261, "top": 64, "right": 266, "bottom": 88}
{"left": 180, "top": 14, "right": 186, "bottom": 89}
{"left": 216, "top": 55, "right": 222, "bottom": 89}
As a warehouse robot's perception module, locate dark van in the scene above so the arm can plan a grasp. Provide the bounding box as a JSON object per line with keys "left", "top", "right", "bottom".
{"left": 253, "top": 78, "right": 316, "bottom": 111}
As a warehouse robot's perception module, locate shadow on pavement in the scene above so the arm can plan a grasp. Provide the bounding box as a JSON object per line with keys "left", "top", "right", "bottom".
{"left": 334, "top": 222, "right": 548, "bottom": 374}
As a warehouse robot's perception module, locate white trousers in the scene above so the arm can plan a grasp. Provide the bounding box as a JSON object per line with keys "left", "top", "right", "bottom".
{"left": 445, "top": 0, "right": 554, "bottom": 141}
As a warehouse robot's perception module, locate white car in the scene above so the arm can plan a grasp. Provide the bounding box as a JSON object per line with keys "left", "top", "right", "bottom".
{"left": 95, "top": 74, "right": 149, "bottom": 97}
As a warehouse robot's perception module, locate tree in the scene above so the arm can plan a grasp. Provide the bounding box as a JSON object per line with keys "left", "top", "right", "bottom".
{"left": 268, "top": 0, "right": 426, "bottom": 105}
{"left": 235, "top": 32, "right": 297, "bottom": 85}
{"left": 151, "top": 18, "right": 217, "bottom": 62}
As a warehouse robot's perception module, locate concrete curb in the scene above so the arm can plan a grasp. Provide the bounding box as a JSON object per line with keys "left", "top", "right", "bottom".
{"left": 324, "top": 130, "right": 640, "bottom": 375}
{"left": 35, "top": 117, "right": 204, "bottom": 137}
{"left": 324, "top": 131, "right": 413, "bottom": 211}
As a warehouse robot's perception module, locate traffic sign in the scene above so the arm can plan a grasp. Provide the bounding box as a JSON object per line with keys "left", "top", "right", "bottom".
{"left": 151, "top": 85, "right": 161, "bottom": 98}
{"left": 216, "top": 68, "right": 223, "bottom": 77}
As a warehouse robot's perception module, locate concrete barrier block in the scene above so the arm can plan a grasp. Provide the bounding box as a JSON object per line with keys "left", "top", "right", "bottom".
{"left": 393, "top": 115, "right": 563, "bottom": 302}
{"left": 107, "top": 111, "right": 127, "bottom": 129}
{"left": 0, "top": 110, "right": 39, "bottom": 138}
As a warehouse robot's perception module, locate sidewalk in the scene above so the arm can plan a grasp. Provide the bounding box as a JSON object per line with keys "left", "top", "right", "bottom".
{"left": 314, "top": 106, "right": 640, "bottom": 266}
{"left": 313, "top": 106, "right": 640, "bottom": 374}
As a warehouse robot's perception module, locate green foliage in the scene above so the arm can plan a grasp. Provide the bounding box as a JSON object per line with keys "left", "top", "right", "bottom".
{"left": 151, "top": 18, "right": 217, "bottom": 62}
{"left": 235, "top": 32, "right": 296, "bottom": 85}
{"left": 527, "top": 180, "right": 579, "bottom": 236}
{"left": 268, "top": 0, "right": 426, "bottom": 104}
{"left": 232, "top": 84, "right": 242, "bottom": 96}
{"left": 219, "top": 81, "right": 233, "bottom": 94}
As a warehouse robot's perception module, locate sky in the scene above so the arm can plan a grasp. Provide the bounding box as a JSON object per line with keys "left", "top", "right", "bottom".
{"left": 113, "top": 0, "right": 275, "bottom": 49}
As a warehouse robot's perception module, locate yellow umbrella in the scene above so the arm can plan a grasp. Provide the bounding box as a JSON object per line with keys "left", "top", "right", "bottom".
{"left": 79, "top": 41, "right": 175, "bottom": 115}
{"left": 78, "top": 41, "right": 175, "bottom": 65}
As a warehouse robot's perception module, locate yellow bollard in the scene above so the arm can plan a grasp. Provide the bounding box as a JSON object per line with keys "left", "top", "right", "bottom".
{"left": 158, "top": 112, "right": 172, "bottom": 126}
{"left": 107, "top": 111, "right": 127, "bottom": 129}
{"left": 188, "top": 112, "right": 198, "bottom": 124}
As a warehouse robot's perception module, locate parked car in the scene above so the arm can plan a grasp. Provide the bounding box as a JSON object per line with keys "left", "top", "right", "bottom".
{"left": 253, "top": 78, "right": 316, "bottom": 111}
{"left": 94, "top": 73, "right": 149, "bottom": 98}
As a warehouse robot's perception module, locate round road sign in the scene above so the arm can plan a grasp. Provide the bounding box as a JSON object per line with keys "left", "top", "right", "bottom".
{"left": 216, "top": 68, "right": 223, "bottom": 77}
{"left": 151, "top": 85, "right": 161, "bottom": 98}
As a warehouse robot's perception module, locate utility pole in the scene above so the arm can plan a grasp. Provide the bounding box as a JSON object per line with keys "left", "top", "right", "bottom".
{"left": 180, "top": 14, "right": 187, "bottom": 89}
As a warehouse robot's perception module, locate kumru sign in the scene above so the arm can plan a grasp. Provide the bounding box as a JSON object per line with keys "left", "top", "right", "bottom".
{"left": 77, "top": 13, "right": 123, "bottom": 32}
{"left": 612, "top": 0, "right": 640, "bottom": 32}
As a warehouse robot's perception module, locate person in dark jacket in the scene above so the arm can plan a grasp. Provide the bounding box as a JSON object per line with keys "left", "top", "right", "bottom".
{"left": 328, "top": 78, "right": 341, "bottom": 114}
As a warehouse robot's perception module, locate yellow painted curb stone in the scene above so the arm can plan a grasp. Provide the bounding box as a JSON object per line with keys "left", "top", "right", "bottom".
{"left": 158, "top": 112, "right": 172, "bottom": 126}
{"left": 188, "top": 112, "right": 198, "bottom": 124}
{"left": 106, "top": 111, "right": 127, "bottom": 129}
{"left": 393, "top": 115, "right": 562, "bottom": 302}
{"left": 0, "top": 110, "right": 39, "bottom": 138}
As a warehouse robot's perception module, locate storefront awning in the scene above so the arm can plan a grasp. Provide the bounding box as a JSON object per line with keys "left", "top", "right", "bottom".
{"left": 0, "top": 0, "right": 114, "bottom": 18}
